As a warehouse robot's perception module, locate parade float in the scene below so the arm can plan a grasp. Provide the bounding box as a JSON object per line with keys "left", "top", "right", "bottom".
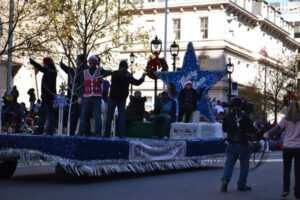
{"left": 0, "top": 42, "right": 228, "bottom": 179}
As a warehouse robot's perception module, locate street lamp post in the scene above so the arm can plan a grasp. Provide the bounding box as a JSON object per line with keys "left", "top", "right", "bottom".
{"left": 129, "top": 51, "right": 135, "bottom": 95}
{"left": 150, "top": 36, "right": 162, "bottom": 98}
{"left": 226, "top": 58, "right": 234, "bottom": 109}
{"left": 170, "top": 40, "right": 179, "bottom": 71}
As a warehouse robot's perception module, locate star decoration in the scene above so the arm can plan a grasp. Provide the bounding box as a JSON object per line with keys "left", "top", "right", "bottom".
{"left": 155, "top": 42, "right": 227, "bottom": 122}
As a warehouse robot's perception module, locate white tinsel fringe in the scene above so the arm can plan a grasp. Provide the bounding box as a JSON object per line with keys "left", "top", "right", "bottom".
{"left": 0, "top": 149, "right": 225, "bottom": 177}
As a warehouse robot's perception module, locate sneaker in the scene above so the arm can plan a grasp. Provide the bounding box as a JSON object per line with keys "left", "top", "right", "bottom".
{"left": 221, "top": 181, "right": 228, "bottom": 192}
{"left": 237, "top": 186, "right": 252, "bottom": 191}
{"left": 280, "top": 192, "right": 289, "bottom": 197}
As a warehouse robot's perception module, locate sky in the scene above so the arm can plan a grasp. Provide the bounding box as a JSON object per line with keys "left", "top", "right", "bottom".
{"left": 266, "top": 0, "right": 286, "bottom": 6}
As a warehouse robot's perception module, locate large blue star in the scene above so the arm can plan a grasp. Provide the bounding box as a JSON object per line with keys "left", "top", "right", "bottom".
{"left": 155, "top": 42, "right": 227, "bottom": 122}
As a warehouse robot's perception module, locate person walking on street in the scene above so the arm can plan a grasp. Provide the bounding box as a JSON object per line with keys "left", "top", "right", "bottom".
{"left": 29, "top": 57, "right": 57, "bottom": 135}
{"left": 264, "top": 101, "right": 300, "bottom": 200}
{"left": 104, "top": 61, "right": 145, "bottom": 138}
{"left": 221, "top": 97, "right": 258, "bottom": 192}
{"left": 77, "top": 55, "right": 112, "bottom": 137}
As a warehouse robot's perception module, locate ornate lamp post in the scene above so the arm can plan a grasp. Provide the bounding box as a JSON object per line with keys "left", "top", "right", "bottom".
{"left": 150, "top": 35, "right": 162, "bottom": 98}
{"left": 226, "top": 58, "right": 234, "bottom": 106}
{"left": 129, "top": 51, "right": 135, "bottom": 95}
{"left": 170, "top": 40, "right": 179, "bottom": 71}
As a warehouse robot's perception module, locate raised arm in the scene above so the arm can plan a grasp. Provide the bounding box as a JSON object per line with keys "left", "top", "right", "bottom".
{"left": 129, "top": 73, "right": 146, "bottom": 86}
{"left": 29, "top": 58, "right": 46, "bottom": 73}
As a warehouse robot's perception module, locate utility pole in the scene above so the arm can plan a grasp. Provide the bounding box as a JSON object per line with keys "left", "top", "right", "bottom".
{"left": 7, "top": 0, "right": 14, "bottom": 94}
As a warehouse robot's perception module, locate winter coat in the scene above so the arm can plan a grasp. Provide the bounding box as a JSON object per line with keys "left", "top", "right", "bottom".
{"left": 109, "top": 70, "right": 144, "bottom": 101}
{"left": 30, "top": 59, "right": 57, "bottom": 103}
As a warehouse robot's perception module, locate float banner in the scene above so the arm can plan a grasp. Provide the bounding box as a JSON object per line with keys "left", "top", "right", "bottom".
{"left": 129, "top": 140, "right": 186, "bottom": 161}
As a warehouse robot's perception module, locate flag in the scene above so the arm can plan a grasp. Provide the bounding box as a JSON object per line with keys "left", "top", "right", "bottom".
{"left": 260, "top": 46, "right": 268, "bottom": 57}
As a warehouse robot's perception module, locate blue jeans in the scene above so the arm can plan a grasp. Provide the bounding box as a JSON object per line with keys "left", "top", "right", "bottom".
{"left": 222, "top": 143, "right": 251, "bottom": 188}
{"left": 34, "top": 101, "right": 55, "bottom": 135}
{"left": 104, "top": 99, "right": 126, "bottom": 138}
{"left": 153, "top": 115, "right": 171, "bottom": 138}
{"left": 78, "top": 96, "right": 102, "bottom": 137}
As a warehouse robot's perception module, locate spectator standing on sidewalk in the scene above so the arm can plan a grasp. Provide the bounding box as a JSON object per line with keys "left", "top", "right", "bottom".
{"left": 264, "top": 100, "right": 300, "bottom": 200}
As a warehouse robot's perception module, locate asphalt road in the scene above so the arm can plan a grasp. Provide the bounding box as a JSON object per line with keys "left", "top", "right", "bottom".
{"left": 0, "top": 152, "right": 295, "bottom": 200}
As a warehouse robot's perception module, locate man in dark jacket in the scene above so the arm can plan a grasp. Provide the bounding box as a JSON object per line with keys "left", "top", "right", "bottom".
{"left": 60, "top": 54, "right": 89, "bottom": 136}
{"left": 29, "top": 57, "right": 57, "bottom": 135}
{"left": 221, "top": 97, "right": 258, "bottom": 193}
{"left": 104, "top": 61, "right": 145, "bottom": 138}
{"left": 152, "top": 91, "right": 176, "bottom": 139}
{"left": 178, "top": 80, "right": 205, "bottom": 122}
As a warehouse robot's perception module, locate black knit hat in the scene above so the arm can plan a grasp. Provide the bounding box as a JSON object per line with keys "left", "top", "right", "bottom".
{"left": 119, "top": 60, "right": 128, "bottom": 70}
{"left": 231, "top": 97, "right": 243, "bottom": 108}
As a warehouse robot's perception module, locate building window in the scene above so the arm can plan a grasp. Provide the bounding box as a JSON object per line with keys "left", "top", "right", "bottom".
{"left": 173, "top": 19, "right": 181, "bottom": 40}
{"left": 198, "top": 56, "right": 209, "bottom": 70}
{"left": 200, "top": 17, "right": 208, "bottom": 39}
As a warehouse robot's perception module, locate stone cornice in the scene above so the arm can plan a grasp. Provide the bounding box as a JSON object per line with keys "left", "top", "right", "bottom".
{"left": 132, "top": 0, "right": 299, "bottom": 47}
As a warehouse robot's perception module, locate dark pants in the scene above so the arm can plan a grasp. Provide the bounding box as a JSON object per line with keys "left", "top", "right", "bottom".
{"left": 178, "top": 104, "right": 195, "bottom": 123}
{"left": 34, "top": 101, "right": 55, "bottom": 135}
{"left": 283, "top": 148, "right": 300, "bottom": 198}
{"left": 69, "top": 102, "right": 90, "bottom": 136}
{"left": 222, "top": 143, "right": 252, "bottom": 188}
{"left": 78, "top": 96, "right": 102, "bottom": 137}
{"left": 153, "top": 115, "right": 171, "bottom": 138}
{"left": 104, "top": 99, "right": 126, "bottom": 138}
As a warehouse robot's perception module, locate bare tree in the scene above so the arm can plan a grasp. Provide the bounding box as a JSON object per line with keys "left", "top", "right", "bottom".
{"left": 41, "top": 0, "right": 151, "bottom": 67}
{"left": 253, "top": 57, "right": 296, "bottom": 123}
{"left": 0, "top": 0, "right": 55, "bottom": 57}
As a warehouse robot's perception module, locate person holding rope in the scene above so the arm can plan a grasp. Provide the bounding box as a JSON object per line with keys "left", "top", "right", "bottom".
{"left": 264, "top": 100, "right": 300, "bottom": 200}
{"left": 221, "top": 97, "right": 259, "bottom": 193}
{"left": 29, "top": 57, "right": 57, "bottom": 135}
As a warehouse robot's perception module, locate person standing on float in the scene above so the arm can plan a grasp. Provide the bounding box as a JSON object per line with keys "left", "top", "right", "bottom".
{"left": 77, "top": 55, "right": 112, "bottom": 137}
{"left": 29, "top": 57, "right": 57, "bottom": 135}
{"left": 104, "top": 61, "right": 145, "bottom": 138}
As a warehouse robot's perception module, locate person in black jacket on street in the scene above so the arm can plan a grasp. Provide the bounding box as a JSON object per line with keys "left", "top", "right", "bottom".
{"left": 29, "top": 57, "right": 57, "bottom": 135}
{"left": 60, "top": 54, "right": 89, "bottom": 136}
{"left": 104, "top": 61, "right": 146, "bottom": 138}
{"left": 178, "top": 80, "right": 205, "bottom": 122}
{"left": 221, "top": 97, "right": 259, "bottom": 193}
